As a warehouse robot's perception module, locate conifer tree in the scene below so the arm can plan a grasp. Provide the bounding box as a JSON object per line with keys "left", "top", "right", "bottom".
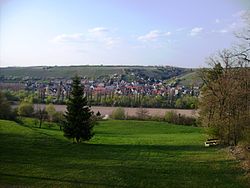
{"left": 63, "top": 75, "right": 95, "bottom": 143}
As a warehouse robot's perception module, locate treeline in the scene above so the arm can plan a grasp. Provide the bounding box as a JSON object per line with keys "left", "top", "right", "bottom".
{"left": 2, "top": 89, "right": 198, "bottom": 109}
{"left": 87, "top": 93, "right": 198, "bottom": 109}
{"left": 0, "top": 90, "right": 197, "bottom": 129}
{"left": 0, "top": 90, "right": 64, "bottom": 128}
{"left": 109, "top": 107, "right": 197, "bottom": 126}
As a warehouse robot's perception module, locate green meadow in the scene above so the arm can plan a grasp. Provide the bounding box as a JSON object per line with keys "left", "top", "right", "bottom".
{"left": 0, "top": 119, "right": 248, "bottom": 187}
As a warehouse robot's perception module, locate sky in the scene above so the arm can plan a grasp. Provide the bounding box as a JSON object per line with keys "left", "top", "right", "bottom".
{"left": 0, "top": 0, "right": 249, "bottom": 68}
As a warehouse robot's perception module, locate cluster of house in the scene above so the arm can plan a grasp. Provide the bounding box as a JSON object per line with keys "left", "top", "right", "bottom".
{"left": 23, "top": 77, "right": 200, "bottom": 101}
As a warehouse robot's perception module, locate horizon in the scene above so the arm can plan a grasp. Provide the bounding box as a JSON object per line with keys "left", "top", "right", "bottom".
{"left": 1, "top": 0, "right": 250, "bottom": 68}
{"left": 0, "top": 64, "right": 198, "bottom": 69}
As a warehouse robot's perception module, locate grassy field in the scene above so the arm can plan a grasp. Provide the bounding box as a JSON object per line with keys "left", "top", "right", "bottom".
{"left": 177, "top": 70, "right": 203, "bottom": 87}
{"left": 0, "top": 119, "right": 248, "bottom": 187}
{"left": 0, "top": 65, "right": 189, "bottom": 80}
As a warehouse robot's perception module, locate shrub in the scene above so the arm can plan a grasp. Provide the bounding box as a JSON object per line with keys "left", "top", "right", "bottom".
{"left": 18, "top": 102, "right": 34, "bottom": 117}
{"left": 178, "top": 115, "right": 196, "bottom": 126}
{"left": 136, "top": 107, "right": 150, "bottom": 120}
{"left": 0, "top": 91, "right": 17, "bottom": 120}
{"left": 46, "top": 103, "right": 56, "bottom": 122}
{"left": 53, "top": 111, "right": 65, "bottom": 123}
{"left": 164, "top": 111, "right": 179, "bottom": 124}
{"left": 150, "top": 115, "right": 164, "bottom": 122}
{"left": 111, "top": 107, "right": 126, "bottom": 120}
{"left": 164, "top": 110, "right": 196, "bottom": 126}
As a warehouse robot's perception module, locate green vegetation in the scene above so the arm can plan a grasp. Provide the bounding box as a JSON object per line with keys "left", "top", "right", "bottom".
{"left": 177, "top": 70, "right": 203, "bottom": 87}
{"left": 0, "top": 66, "right": 123, "bottom": 80}
{"left": 17, "top": 102, "right": 34, "bottom": 117}
{"left": 175, "top": 95, "right": 198, "bottom": 109}
{"left": 63, "top": 76, "right": 95, "bottom": 143}
{"left": 0, "top": 92, "right": 13, "bottom": 120}
{"left": 0, "top": 65, "right": 189, "bottom": 81}
{"left": 164, "top": 111, "right": 196, "bottom": 126}
{"left": 0, "top": 91, "right": 17, "bottom": 120}
{"left": 111, "top": 107, "right": 126, "bottom": 120}
{"left": 0, "top": 119, "right": 248, "bottom": 187}
{"left": 199, "top": 13, "right": 250, "bottom": 146}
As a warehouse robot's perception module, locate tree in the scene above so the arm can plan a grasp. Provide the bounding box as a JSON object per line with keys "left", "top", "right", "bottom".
{"left": 35, "top": 104, "right": 47, "bottom": 128}
{"left": 199, "top": 54, "right": 249, "bottom": 145}
{"left": 53, "top": 111, "right": 65, "bottom": 130}
{"left": 175, "top": 95, "right": 198, "bottom": 109}
{"left": 63, "top": 75, "right": 95, "bottom": 143}
{"left": 0, "top": 91, "right": 14, "bottom": 120}
{"left": 18, "top": 102, "right": 34, "bottom": 117}
{"left": 46, "top": 103, "right": 56, "bottom": 122}
{"left": 199, "top": 12, "right": 250, "bottom": 145}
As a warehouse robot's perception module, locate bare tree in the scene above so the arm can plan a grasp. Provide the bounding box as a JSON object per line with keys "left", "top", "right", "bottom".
{"left": 35, "top": 104, "right": 47, "bottom": 128}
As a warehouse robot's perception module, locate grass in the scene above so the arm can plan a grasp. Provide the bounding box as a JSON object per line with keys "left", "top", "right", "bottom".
{"left": 177, "top": 70, "right": 203, "bottom": 87}
{"left": 0, "top": 65, "right": 189, "bottom": 80}
{"left": 0, "top": 119, "right": 248, "bottom": 187}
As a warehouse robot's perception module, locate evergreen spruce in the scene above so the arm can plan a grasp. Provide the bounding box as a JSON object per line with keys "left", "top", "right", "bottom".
{"left": 63, "top": 75, "right": 95, "bottom": 143}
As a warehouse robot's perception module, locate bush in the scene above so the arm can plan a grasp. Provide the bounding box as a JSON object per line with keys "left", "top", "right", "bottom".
{"left": 136, "top": 107, "right": 150, "bottom": 120}
{"left": 46, "top": 103, "right": 56, "bottom": 122}
{"left": 150, "top": 115, "right": 164, "bottom": 122}
{"left": 178, "top": 115, "right": 196, "bottom": 126}
{"left": 165, "top": 111, "right": 179, "bottom": 124}
{"left": 111, "top": 107, "right": 126, "bottom": 120}
{"left": 0, "top": 91, "right": 17, "bottom": 120}
{"left": 18, "top": 102, "right": 34, "bottom": 117}
{"left": 164, "top": 111, "right": 196, "bottom": 126}
{"left": 52, "top": 111, "right": 65, "bottom": 123}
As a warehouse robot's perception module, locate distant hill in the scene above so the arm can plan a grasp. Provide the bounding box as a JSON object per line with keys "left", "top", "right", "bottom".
{"left": 177, "top": 70, "right": 203, "bottom": 87}
{"left": 0, "top": 65, "right": 202, "bottom": 86}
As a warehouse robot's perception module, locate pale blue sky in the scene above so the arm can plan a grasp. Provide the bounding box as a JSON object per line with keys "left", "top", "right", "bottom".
{"left": 0, "top": 0, "right": 249, "bottom": 68}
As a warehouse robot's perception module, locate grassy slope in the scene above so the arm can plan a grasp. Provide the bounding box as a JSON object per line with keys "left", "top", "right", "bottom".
{"left": 0, "top": 66, "right": 189, "bottom": 80}
{"left": 177, "top": 70, "right": 203, "bottom": 87}
{"left": 0, "top": 119, "right": 248, "bottom": 188}
{"left": 0, "top": 66, "right": 126, "bottom": 79}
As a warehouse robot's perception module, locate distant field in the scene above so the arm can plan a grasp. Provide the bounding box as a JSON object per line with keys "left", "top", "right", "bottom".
{"left": 29, "top": 104, "right": 197, "bottom": 117}
{"left": 177, "top": 71, "right": 203, "bottom": 87}
{"left": 0, "top": 66, "right": 125, "bottom": 79}
{"left": 0, "top": 65, "right": 190, "bottom": 80}
{"left": 0, "top": 119, "right": 248, "bottom": 187}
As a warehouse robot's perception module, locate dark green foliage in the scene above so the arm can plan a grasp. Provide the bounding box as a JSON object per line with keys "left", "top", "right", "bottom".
{"left": 63, "top": 75, "right": 95, "bottom": 143}
{"left": 0, "top": 91, "right": 16, "bottom": 120}
{"left": 0, "top": 65, "right": 189, "bottom": 80}
{"left": 165, "top": 111, "right": 196, "bottom": 126}
{"left": 96, "top": 111, "right": 101, "bottom": 117}
{"left": 175, "top": 95, "right": 198, "bottom": 109}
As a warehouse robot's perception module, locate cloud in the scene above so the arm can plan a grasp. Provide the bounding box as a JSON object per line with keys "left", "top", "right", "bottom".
{"left": 212, "top": 29, "right": 228, "bottom": 34}
{"left": 189, "top": 27, "right": 203, "bottom": 36}
{"left": 215, "top": 19, "right": 220, "bottom": 24}
{"left": 233, "top": 10, "right": 247, "bottom": 18}
{"left": 165, "top": 32, "right": 171, "bottom": 36}
{"left": 176, "top": 28, "right": 185, "bottom": 32}
{"left": 88, "top": 27, "right": 109, "bottom": 36}
{"left": 52, "top": 27, "right": 120, "bottom": 48}
{"left": 52, "top": 33, "right": 85, "bottom": 43}
{"left": 137, "top": 30, "right": 171, "bottom": 42}
{"left": 218, "top": 29, "right": 228, "bottom": 33}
